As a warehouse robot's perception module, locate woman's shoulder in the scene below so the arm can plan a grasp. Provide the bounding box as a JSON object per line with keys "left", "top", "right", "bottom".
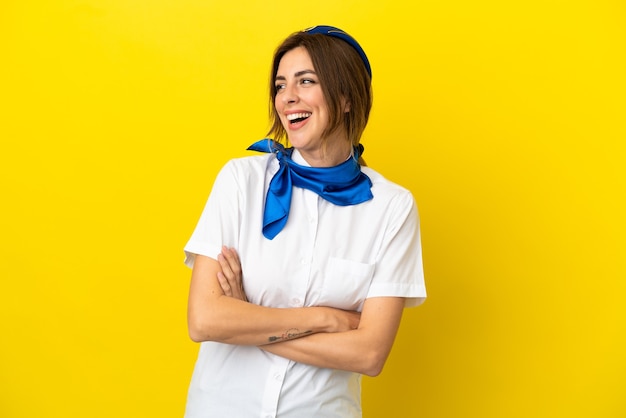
{"left": 220, "top": 153, "right": 276, "bottom": 176}
{"left": 361, "top": 167, "right": 418, "bottom": 221}
{"left": 362, "top": 166, "right": 414, "bottom": 199}
{"left": 211, "top": 154, "right": 277, "bottom": 195}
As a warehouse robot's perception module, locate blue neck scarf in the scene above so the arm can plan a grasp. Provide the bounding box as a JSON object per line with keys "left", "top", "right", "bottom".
{"left": 247, "top": 139, "right": 373, "bottom": 240}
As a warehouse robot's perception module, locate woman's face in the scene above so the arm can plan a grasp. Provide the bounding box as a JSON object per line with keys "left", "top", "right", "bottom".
{"left": 274, "top": 46, "right": 349, "bottom": 166}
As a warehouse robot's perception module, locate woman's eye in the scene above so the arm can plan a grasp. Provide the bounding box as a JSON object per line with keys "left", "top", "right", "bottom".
{"left": 275, "top": 84, "right": 285, "bottom": 92}
{"left": 301, "top": 78, "right": 315, "bottom": 85}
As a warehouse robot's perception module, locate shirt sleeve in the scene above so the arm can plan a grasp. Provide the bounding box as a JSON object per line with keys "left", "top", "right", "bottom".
{"left": 184, "top": 160, "right": 241, "bottom": 269}
{"left": 367, "top": 190, "right": 427, "bottom": 307}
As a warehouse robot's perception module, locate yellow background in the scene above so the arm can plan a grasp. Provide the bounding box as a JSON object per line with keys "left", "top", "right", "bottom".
{"left": 1, "top": 1, "right": 624, "bottom": 417}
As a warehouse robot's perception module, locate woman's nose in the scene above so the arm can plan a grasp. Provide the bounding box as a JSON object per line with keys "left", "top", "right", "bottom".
{"left": 281, "top": 85, "right": 298, "bottom": 104}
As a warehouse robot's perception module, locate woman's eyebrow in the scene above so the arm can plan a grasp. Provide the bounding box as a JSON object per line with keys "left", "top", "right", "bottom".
{"left": 295, "top": 69, "right": 316, "bottom": 77}
{"left": 275, "top": 69, "right": 317, "bottom": 81}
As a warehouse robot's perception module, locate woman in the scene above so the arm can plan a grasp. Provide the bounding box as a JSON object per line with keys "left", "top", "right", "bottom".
{"left": 183, "top": 25, "right": 426, "bottom": 418}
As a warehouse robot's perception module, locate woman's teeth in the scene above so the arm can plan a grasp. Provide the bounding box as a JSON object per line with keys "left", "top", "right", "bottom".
{"left": 287, "top": 112, "right": 312, "bottom": 123}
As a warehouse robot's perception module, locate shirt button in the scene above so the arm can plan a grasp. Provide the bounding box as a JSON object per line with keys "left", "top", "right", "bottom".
{"left": 300, "top": 258, "right": 307, "bottom": 265}
{"left": 274, "top": 373, "right": 282, "bottom": 381}
{"left": 292, "top": 298, "right": 301, "bottom": 306}
{"left": 309, "top": 217, "right": 316, "bottom": 224}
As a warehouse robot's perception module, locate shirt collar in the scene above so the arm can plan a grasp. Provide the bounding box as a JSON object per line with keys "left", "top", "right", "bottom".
{"left": 291, "top": 148, "right": 311, "bottom": 167}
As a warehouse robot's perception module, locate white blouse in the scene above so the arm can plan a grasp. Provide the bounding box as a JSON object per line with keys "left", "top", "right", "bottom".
{"left": 184, "top": 149, "right": 426, "bottom": 418}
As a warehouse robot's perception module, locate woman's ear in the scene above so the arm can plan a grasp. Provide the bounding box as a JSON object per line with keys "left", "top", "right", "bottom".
{"left": 343, "top": 98, "right": 351, "bottom": 113}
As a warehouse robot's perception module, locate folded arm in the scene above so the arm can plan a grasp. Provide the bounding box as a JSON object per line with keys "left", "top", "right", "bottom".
{"left": 217, "top": 247, "right": 406, "bottom": 376}
{"left": 187, "top": 253, "right": 360, "bottom": 345}
{"left": 261, "top": 296, "right": 405, "bottom": 376}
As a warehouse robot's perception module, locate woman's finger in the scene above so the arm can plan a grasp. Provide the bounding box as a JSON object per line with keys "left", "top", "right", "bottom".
{"left": 218, "top": 247, "right": 247, "bottom": 302}
{"left": 217, "top": 271, "right": 232, "bottom": 296}
{"left": 217, "top": 253, "right": 234, "bottom": 279}
{"left": 221, "top": 247, "right": 242, "bottom": 276}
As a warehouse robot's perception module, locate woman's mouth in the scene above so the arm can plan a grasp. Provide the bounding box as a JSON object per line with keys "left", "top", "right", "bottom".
{"left": 287, "top": 112, "right": 312, "bottom": 124}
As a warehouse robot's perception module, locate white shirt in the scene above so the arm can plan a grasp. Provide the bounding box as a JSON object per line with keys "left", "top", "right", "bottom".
{"left": 184, "top": 150, "right": 426, "bottom": 418}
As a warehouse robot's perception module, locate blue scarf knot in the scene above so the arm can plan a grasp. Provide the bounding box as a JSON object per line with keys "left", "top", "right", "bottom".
{"left": 247, "top": 139, "right": 373, "bottom": 240}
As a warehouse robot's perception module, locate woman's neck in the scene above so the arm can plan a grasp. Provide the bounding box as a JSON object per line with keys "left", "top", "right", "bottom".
{"left": 297, "top": 139, "right": 352, "bottom": 168}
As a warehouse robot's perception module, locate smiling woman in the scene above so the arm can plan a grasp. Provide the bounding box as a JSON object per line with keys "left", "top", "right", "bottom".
{"left": 268, "top": 28, "right": 372, "bottom": 167}
{"left": 3, "top": 1, "right": 623, "bottom": 417}
{"left": 182, "top": 25, "right": 426, "bottom": 418}
{"left": 274, "top": 48, "right": 341, "bottom": 165}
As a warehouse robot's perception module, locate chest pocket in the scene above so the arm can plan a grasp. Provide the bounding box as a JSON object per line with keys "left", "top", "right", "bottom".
{"left": 320, "top": 257, "right": 375, "bottom": 311}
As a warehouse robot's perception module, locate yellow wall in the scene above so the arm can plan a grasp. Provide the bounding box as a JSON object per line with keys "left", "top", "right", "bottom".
{"left": 1, "top": 1, "right": 624, "bottom": 417}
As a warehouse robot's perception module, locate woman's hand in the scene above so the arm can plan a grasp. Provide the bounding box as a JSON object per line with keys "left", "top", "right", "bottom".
{"left": 327, "top": 308, "right": 361, "bottom": 333}
{"left": 260, "top": 297, "right": 405, "bottom": 376}
{"left": 216, "top": 246, "right": 247, "bottom": 302}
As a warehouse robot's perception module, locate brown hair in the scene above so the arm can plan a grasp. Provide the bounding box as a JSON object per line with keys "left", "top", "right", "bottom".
{"left": 267, "top": 31, "right": 372, "bottom": 151}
